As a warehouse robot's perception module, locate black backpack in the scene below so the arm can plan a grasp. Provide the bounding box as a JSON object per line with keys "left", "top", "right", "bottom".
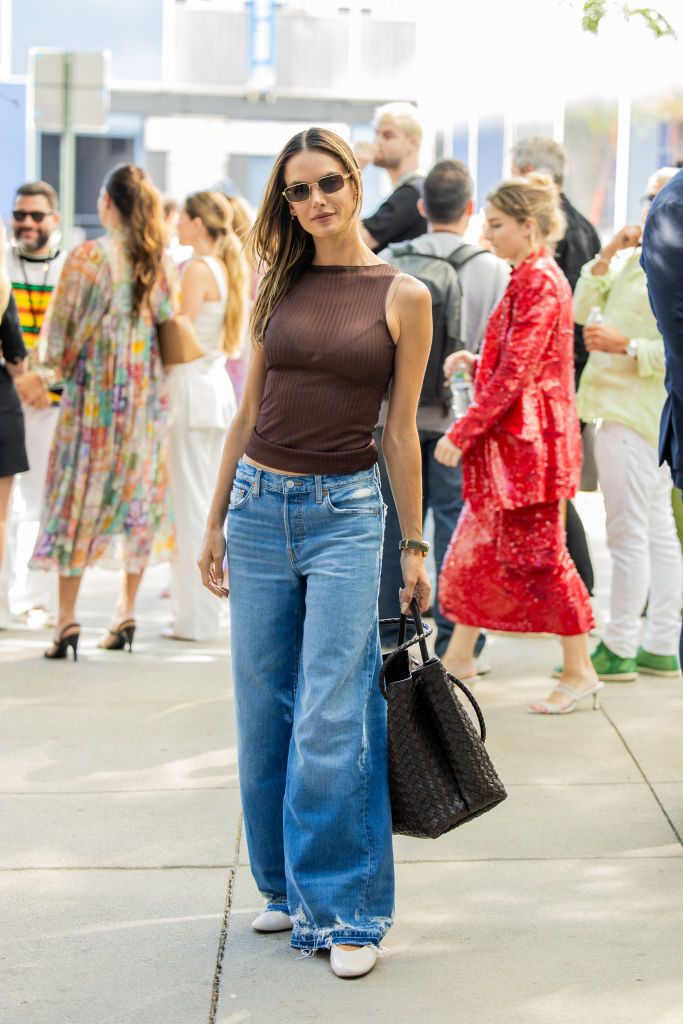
{"left": 385, "top": 240, "right": 486, "bottom": 409}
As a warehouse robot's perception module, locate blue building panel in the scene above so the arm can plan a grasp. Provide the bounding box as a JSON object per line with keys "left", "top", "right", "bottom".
{"left": 477, "top": 118, "right": 504, "bottom": 210}
{"left": 0, "top": 83, "right": 28, "bottom": 218}
{"left": 12, "top": 0, "right": 164, "bottom": 81}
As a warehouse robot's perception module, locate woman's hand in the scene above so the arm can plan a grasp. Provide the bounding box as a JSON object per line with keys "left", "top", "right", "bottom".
{"left": 399, "top": 550, "right": 431, "bottom": 615}
{"left": 584, "top": 324, "right": 630, "bottom": 353}
{"left": 606, "top": 224, "right": 642, "bottom": 256}
{"left": 197, "top": 524, "right": 230, "bottom": 598}
{"left": 443, "top": 349, "right": 476, "bottom": 382}
{"left": 14, "top": 371, "right": 52, "bottom": 409}
{"left": 434, "top": 434, "right": 462, "bottom": 466}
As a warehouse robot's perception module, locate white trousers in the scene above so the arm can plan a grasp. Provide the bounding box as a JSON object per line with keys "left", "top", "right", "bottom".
{"left": 595, "top": 420, "right": 682, "bottom": 657}
{"left": 167, "top": 363, "right": 234, "bottom": 641}
{"left": 0, "top": 404, "right": 58, "bottom": 620}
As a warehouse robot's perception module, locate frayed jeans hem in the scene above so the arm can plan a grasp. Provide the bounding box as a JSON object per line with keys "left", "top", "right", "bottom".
{"left": 290, "top": 924, "right": 391, "bottom": 951}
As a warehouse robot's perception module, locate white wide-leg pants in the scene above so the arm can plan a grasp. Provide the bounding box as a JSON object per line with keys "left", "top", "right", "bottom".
{"left": 0, "top": 404, "right": 58, "bottom": 621}
{"left": 167, "top": 362, "right": 234, "bottom": 642}
{"left": 595, "top": 420, "right": 682, "bottom": 658}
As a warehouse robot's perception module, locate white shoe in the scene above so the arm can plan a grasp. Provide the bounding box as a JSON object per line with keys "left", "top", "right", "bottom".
{"left": 330, "top": 944, "right": 378, "bottom": 978}
{"left": 251, "top": 910, "right": 293, "bottom": 932}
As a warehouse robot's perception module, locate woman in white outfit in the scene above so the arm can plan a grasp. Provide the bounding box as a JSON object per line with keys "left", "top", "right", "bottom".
{"left": 165, "top": 191, "right": 246, "bottom": 641}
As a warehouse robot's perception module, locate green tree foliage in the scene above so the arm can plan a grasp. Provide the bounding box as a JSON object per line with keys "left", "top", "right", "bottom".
{"left": 582, "top": 1, "right": 677, "bottom": 38}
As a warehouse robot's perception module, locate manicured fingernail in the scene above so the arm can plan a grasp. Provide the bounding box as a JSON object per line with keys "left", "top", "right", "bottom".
{"left": 401, "top": 602, "right": 409, "bottom": 613}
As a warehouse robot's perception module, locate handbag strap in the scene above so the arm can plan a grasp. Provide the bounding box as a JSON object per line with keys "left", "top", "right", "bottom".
{"left": 378, "top": 598, "right": 487, "bottom": 742}
{"left": 379, "top": 598, "right": 432, "bottom": 661}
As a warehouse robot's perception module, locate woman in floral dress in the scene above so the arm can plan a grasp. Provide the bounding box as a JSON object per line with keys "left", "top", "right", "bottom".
{"left": 24, "top": 164, "right": 177, "bottom": 659}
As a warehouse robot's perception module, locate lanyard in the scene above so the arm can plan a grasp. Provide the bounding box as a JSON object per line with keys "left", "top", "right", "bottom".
{"left": 18, "top": 253, "right": 54, "bottom": 332}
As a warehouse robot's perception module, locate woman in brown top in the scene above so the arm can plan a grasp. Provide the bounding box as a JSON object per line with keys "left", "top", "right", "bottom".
{"left": 198, "top": 128, "right": 431, "bottom": 979}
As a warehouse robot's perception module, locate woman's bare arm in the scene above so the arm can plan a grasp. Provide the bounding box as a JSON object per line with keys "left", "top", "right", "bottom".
{"left": 382, "top": 273, "right": 433, "bottom": 613}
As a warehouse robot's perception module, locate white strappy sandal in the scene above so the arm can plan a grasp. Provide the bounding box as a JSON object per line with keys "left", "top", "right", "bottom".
{"left": 529, "top": 681, "right": 603, "bottom": 715}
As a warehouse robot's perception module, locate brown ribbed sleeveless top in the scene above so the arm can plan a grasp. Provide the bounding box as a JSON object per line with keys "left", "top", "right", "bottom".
{"left": 245, "top": 263, "right": 399, "bottom": 474}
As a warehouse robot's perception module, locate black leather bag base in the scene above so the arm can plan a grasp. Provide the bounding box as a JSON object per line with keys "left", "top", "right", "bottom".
{"left": 379, "top": 601, "right": 507, "bottom": 839}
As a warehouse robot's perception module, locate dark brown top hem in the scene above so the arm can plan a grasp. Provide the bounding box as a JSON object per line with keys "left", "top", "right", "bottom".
{"left": 245, "top": 431, "right": 378, "bottom": 475}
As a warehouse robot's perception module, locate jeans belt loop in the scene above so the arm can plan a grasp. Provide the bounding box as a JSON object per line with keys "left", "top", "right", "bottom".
{"left": 253, "top": 469, "right": 262, "bottom": 498}
{"left": 315, "top": 475, "right": 323, "bottom": 503}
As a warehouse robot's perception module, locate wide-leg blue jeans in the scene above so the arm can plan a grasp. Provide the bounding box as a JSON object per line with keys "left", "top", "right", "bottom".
{"left": 226, "top": 459, "right": 395, "bottom": 950}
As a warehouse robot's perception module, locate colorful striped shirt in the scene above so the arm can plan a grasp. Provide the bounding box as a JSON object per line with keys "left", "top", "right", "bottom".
{"left": 6, "top": 246, "right": 67, "bottom": 360}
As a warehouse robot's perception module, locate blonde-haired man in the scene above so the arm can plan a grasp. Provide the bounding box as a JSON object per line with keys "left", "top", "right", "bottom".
{"left": 355, "top": 102, "right": 427, "bottom": 252}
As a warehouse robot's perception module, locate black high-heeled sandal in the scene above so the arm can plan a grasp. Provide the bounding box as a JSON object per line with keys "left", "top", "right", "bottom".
{"left": 44, "top": 623, "right": 81, "bottom": 661}
{"left": 97, "top": 619, "right": 136, "bottom": 652}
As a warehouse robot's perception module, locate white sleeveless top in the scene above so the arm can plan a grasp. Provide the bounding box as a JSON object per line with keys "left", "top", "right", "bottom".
{"left": 186, "top": 255, "right": 228, "bottom": 355}
{"left": 168, "top": 255, "right": 236, "bottom": 430}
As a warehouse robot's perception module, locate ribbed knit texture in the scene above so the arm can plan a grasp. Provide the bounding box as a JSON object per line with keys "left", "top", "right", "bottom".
{"left": 245, "top": 263, "right": 398, "bottom": 474}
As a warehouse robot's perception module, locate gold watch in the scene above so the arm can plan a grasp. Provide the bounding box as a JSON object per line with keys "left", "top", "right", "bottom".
{"left": 398, "top": 538, "right": 430, "bottom": 557}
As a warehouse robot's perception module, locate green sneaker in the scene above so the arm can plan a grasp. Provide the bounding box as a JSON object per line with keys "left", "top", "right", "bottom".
{"left": 636, "top": 647, "right": 681, "bottom": 677}
{"left": 590, "top": 641, "right": 638, "bottom": 682}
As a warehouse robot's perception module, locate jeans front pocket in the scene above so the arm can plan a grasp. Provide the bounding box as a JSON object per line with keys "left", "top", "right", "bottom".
{"left": 228, "top": 478, "right": 255, "bottom": 511}
{"left": 323, "top": 479, "right": 382, "bottom": 516}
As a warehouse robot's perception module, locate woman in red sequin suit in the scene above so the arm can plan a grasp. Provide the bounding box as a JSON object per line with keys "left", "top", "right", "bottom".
{"left": 435, "top": 175, "right": 600, "bottom": 714}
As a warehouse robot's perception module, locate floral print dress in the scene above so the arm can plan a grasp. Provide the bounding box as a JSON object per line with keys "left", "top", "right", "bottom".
{"left": 31, "top": 228, "right": 178, "bottom": 575}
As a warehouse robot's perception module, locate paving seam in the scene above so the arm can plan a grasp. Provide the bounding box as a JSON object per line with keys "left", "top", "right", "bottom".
{"left": 208, "top": 813, "right": 243, "bottom": 1024}
{"left": 600, "top": 705, "right": 683, "bottom": 846}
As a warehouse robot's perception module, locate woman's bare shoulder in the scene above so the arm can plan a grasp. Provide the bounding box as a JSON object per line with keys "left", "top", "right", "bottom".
{"left": 387, "top": 270, "right": 431, "bottom": 310}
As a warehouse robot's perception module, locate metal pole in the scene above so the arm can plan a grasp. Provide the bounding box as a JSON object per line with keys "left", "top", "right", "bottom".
{"left": 59, "top": 52, "right": 76, "bottom": 251}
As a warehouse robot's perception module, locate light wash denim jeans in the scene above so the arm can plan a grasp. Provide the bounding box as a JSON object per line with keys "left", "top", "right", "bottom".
{"left": 226, "top": 459, "right": 395, "bottom": 950}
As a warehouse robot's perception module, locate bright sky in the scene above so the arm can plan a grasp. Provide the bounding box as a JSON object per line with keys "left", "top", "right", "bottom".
{"left": 416, "top": 0, "right": 682, "bottom": 121}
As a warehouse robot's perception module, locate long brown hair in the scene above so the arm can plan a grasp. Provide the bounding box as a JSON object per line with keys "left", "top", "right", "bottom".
{"left": 246, "top": 128, "right": 362, "bottom": 346}
{"left": 104, "top": 164, "right": 164, "bottom": 317}
{"left": 183, "top": 190, "right": 247, "bottom": 357}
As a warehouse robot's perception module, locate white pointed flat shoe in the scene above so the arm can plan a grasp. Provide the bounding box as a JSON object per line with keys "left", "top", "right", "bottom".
{"left": 251, "top": 910, "right": 293, "bottom": 932}
{"left": 330, "top": 944, "right": 378, "bottom": 978}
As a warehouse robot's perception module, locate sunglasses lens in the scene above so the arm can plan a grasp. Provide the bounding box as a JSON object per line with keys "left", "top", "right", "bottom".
{"left": 285, "top": 183, "right": 310, "bottom": 204}
{"left": 13, "top": 210, "right": 47, "bottom": 223}
{"left": 320, "top": 174, "right": 345, "bottom": 195}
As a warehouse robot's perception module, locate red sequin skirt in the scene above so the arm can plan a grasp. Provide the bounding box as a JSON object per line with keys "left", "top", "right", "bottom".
{"left": 438, "top": 499, "right": 594, "bottom": 636}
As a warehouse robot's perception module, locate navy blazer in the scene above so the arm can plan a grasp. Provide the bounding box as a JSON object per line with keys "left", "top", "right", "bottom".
{"left": 641, "top": 169, "right": 683, "bottom": 488}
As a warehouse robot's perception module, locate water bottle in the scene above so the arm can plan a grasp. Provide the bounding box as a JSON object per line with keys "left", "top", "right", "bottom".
{"left": 450, "top": 370, "right": 472, "bottom": 420}
{"left": 585, "top": 305, "right": 604, "bottom": 326}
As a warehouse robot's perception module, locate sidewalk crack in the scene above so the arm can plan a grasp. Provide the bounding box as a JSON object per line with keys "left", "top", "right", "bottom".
{"left": 208, "top": 813, "right": 243, "bottom": 1024}
{"left": 601, "top": 707, "right": 682, "bottom": 847}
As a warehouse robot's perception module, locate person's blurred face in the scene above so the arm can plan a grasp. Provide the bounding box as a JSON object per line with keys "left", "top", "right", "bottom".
{"left": 642, "top": 177, "right": 668, "bottom": 223}
{"left": 373, "top": 119, "right": 415, "bottom": 171}
{"left": 162, "top": 208, "right": 179, "bottom": 248}
{"left": 483, "top": 201, "right": 533, "bottom": 266}
{"left": 12, "top": 193, "right": 59, "bottom": 254}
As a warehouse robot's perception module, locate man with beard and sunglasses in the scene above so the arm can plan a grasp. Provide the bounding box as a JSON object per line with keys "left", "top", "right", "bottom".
{"left": 0, "top": 182, "right": 66, "bottom": 626}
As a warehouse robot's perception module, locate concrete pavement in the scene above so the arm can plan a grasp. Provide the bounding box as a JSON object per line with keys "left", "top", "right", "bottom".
{"left": 1, "top": 492, "right": 682, "bottom": 1024}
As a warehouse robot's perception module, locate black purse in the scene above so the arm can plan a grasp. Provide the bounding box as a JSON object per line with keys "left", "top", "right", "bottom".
{"left": 379, "top": 600, "right": 507, "bottom": 839}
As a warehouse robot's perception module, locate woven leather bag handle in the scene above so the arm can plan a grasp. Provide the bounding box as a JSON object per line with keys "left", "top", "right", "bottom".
{"left": 379, "top": 599, "right": 487, "bottom": 742}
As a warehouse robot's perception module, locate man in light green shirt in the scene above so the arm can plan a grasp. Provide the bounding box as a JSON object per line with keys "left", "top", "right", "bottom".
{"left": 574, "top": 166, "right": 682, "bottom": 682}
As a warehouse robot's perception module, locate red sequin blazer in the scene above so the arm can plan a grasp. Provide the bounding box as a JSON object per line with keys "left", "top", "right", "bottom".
{"left": 447, "top": 250, "right": 582, "bottom": 512}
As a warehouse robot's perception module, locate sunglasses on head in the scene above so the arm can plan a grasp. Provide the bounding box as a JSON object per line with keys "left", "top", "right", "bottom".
{"left": 282, "top": 172, "right": 351, "bottom": 204}
{"left": 13, "top": 210, "right": 53, "bottom": 223}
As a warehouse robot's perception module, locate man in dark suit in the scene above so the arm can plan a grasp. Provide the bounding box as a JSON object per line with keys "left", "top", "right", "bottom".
{"left": 640, "top": 167, "right": 683, "bottom": 660}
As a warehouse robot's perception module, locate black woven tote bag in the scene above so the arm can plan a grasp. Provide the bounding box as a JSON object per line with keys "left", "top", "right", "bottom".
{"left": 379, "top": 600, "right": 507, "bottom": 839}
